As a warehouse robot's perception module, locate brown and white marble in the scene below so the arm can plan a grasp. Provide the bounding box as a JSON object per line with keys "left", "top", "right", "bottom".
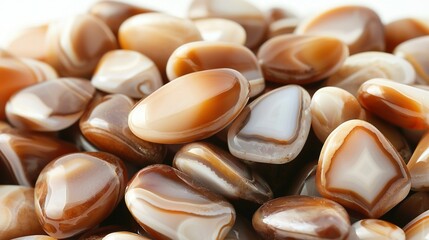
{"left": 347, "top": 219, "right": 405, "bottom": 240}
{"left": 385, "top": 18, "right": 429, "bottom": 53}
{"left": 394, "top": 36, "right": 429, "bottom": 84}
{"left": 407, "top": 131, "right": 429, "bottom": 190}
{"left": 404, "top": 210, "right": 429, "bottom": 239}
{"left": 194, "top": 18, "right": 246, "bottom": 44}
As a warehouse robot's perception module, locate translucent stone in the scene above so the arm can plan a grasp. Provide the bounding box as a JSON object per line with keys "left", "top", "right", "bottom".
{"left": 358, "top": 78, "right": 429, "bottom": 130}
{"left": 92, "top": 50, "right": 163, "bottom": 99}
{"left": 194, "top": 18, "right": 246, "bottom": 44}
{"left": 228, "top": 85, "right": 311, "bottom": 164}
{"left": 188, "top": 0, "right": 266, "bottom": 49}
{"left": 257, "top": 34, "right": 348, "bottom": 84}
{"left": 125, "top": 164, "right": 235, "bottom": 240}
{"left": 267, "top": 18, "right": 300, "bottom": 39}
{"left": 407, "top": 132, "right": 429, "bottom": 190}
{"left": 6, "top": 24, "right": 48, "bottom": 61}
{"left": 6, "top": 78, "right": 95, "bottom": 131}
{"left": 326, "top": 52, "right": 416, "bottom": 96}
{"left": 119, "top": 13, "right": 202, "bottom": 77}
{"left": 34, "top": 152, "right": 127, "bottom": 239}
{"left": 45, "top": 14, "right": 117, "bottom": 78}
{"left": 102, "top": 231, "right": 151, "bottom": 240}
{"left": 295, "top": 5, "right": 385, "bottom": 54}
{"left": 0, "top": 128, "right": 78, "bottom": 186}
{"left": 0, "top": 186, "right": 44, "bottom": 239}
{"left": 404, "top": 210, "right": 429, "bottom": 240}
{"left": 12, "top": 236, "right": 57, "bottom": 240}
{"left": 348, "top": 219, "right": 405, "bottom": 240}
{"left": 129, "top": 69, "right": 250, "bottom": 144}
{"left": 80, "top": 94, "right": 165, "bottom": 167}
{"left": 317, "top": 120, "right": 411, "bottom": 218}
{"left": 252, "top": 195, "right": 350, "bottom": 240}
{"left": 173, "top": 142, "right": 272, "bottom": 204}
{"left": 166, "top": 41, "right": 264, "bottom": 97}
{"left": 385, "top": 18, "right": 429, "bottom": 53}
{"left": 310, "top": 87, "right": 363, "bottom": 142}
{"left": 394, "top": 36, "right": 429, "bottom": 84}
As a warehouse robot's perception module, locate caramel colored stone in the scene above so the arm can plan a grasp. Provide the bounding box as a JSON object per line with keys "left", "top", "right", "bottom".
{"left": 45, "top": 14, "right": 117, "bottom": 78}
{"left": 0, "top": 56, "right": 41, "bottom": 120}
{"left": 34, "top": 152, "right": 127, "bottom": 239}
{"left": 129, "top": 69, "right": 250, "bottom": 144}
{"left": 311, "top": 87, "right": 363, "bottom": 142}
{"left": 252, "top": 195, "right": 350, "bottom": 240}
{"left": 6, "top": 25, "right": 48, "bottom": 61}
{"left": 119, "top": 13, "right": 202, "bottom": 75}
{"left": 394, "top": 36, "right": 429, "bottom": 84}
{"left": 12, "top": 236, "right": 57, "bottom": 240}
{"left": 80, "top": 94, "right": 165, "bottom": 166}
{"left": 0, "top": 186, "right": 44, "bottom": 240}
{"left": 404, "top": 210, "right": 429, "bottom": 239}
{"left": 20, "top": 58, "right": 58, "bottom": 82}
{"left": 125, "top": 164, "right": 235, "bottom": 240}
{"left": 173, "top": 142, "right": 272, "bottom": 204}
{"left": 188, "top": 0, "right": 266, "bottom": 49}
{"left": 358, "top": 78, "right": 429, "bottom": 130}
{"left": 267, "top": 18, "right": 300, "bottom": 39}
{"left": 348, "top": 219, "right": 405, "bottom": 240}
{"left": 194, "top": 18, "right": 246, "bottom": 44}
{"left": 166, "top": 41, "right": 264, "bottom": 97}
{"left": 92, "top": 50, "right": 163, "bottom": 99}
{"left": 407, "top": 131, "right": 429, "bottom": 190}
{"left": 257, "top": 34, "right": 348, "bottom": 84}
{"left": 228, "top": 85, "right": 311, "bottom": 164}
{"left": 6, "top": 78, "right": 95, "bottom": 131}
{"left": 385, "top": 18, "right": 429, "bottom": 53}
{"left": 89, "top": 1, "right": 152, "bottom": 35}
{"left": 102, "top": 231, "right": 150, "bottom": 240}
{"left": 326, "top": 52, "right": 416, "bottom": 96}
{"left": 0, "top": 128, "right": 78, "bottom": 186}
{"left": 295, "top": 5, "right": 385, "bottom": 54}
{"left": 317, "top": 120, "right": 411, "bottom": 218}
{"left": 0, "top": 121, "right": 11, "bottom": 131}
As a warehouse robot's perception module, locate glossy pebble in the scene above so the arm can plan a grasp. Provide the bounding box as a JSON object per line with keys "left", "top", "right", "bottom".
{"left": 6, "top": 25, "right": 48, "bottom": 61}
{"left": 6, "top": 78, "right": 95, "bottom": 131}
{"left": 228, "top": 85, "right": 311, "bottom": 164}
{"left": 129, "top": 69, "right": 250, "bottom": 144}
{"left": 125, "top": 164, "right": 235, "bottom": 240}
{"left": 358, "top": 78, "right": 429, "bottom": 130}
{"left": 257, "top": 34, "right": 348, "bottom": 84}
{"left": 89, "top": 1, "right": 152, "bottom": 35}
{"left": 173, "top": 142, "right": 272, "bottom": 204}
{"left": 102, "top": 231, "right": 150, "bottom": 240}
{"left": 92, "top": 50, "right": 163, "bottom": 99}
{"left": 34, "top": 152, "right": 127, "bottom": 239}
{"left": 394, "top": 36, "right": 429, "bottom": 84}
{"left": 347, "top": 219, "right": 405, "bottom": 240}
{"left": 404, "top": 210, "right": 429, "bottom": 239}
{"left": 252, "top": 195, "right": 350, "bottom": 240}
{"left": 11, "top": 236, "right": 57, "bottom": 240}
{"left": 80, "top": 94, "right": 165, "bottom": 166}
{"left": 0, "top": 128, "right": 78, "bottom": 186}
{"left": 326, "top": 52, "right": 416, "bottom": 96}
{"left": 167, "top": 41, "right": 264, "bottom": 97}
{"left": 295, "top": 5, "right": 384, "bottom": 54}
{"left": 0, "top": 186, "right": 44, "bottom": 240}
{"left": 317, "top": 120, "right": 411, "bottom": 218}
{"left": 310, "top": 87, "right": 363, "bottom": 142}
{"left": 194, "top": 18, "right": 246, "bottom": 44}
{"left": 119, "top": 13, "right": 202, "bottom": 75}
{"left": 188, "top": 0, "right": 266, "bottom": 49}
{"left": 267, "top": 18, "right": 300, "bottom": 39}
{"left": 385, "top": 18, "right": 429, "bottom": 53}
{"left": 45, "top": 14, "right": 117, "bottom": 78}
{"left": 407, "top": 132, "right": 429, "bottom": 190}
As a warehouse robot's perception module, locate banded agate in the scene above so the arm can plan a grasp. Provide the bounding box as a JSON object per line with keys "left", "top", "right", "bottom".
{"left": 257, "top": 34, "right": 348, "bottom": 84}
{"left": 34, "top": 152, "right": 127, "bottom": 239}
{"left": 348, "top": 219, "right": 405, "bottom": 240}
{"left": 295, "top": 5, "right": 384, "bottom": 54}
{"left": 407, "top": 132, "right": 429, "bottom": 190}
{"left": 166, "top": 41, "right": 264, "bottom": 97}
{"left": 385, "top": 18, "right": 429, "bottom": 53}
{"left": 173, "top": 142, "right": 272, "bottom": 204}
{"left": 125, "top": 164, "right": 235, "bottom": 240}
{"left": 404, "top": 210, "right": 429, "bottom": 240}
{"left": 394, "top": 36, "right": 429, "bottom": 84}
{"left": 317, "top": 120, "right": 410, "bottom": 218}
{"left": 194, "top": 18, "right": 246, "bottom": 44}
{"left": 92, "top": 50, "right": 163, "bottom": 99}
{"left": 358, "top": 78, "right": 429, "bottom": 130}
{"left": 129, "top": 69, "right": 250, "bottom": 144}
{"left": 252, "top": 195, "right": 350, "bottom": 240}
{"left": 6, "top": 78, "right": 95, "bottom": 131}
{"left": 228, "top": 85, "right": 311, "bottom": 164}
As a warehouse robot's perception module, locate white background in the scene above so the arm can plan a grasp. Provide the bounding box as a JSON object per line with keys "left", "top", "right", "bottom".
{"left": 0, "top": 0, "right": 427, "bottom": 47}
